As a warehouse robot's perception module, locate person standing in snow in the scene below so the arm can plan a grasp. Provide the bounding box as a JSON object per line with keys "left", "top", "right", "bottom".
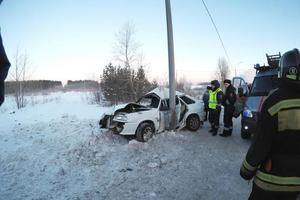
{"left": 240, "top": 49, "right": 300, "bottom": 199}
{"left": 0, "top": 0, "right": 11, "bottom": 106}
{"left": 220, "top": 79, "right": 236, "bottom": 137}
{"left": 208, "top": 80, "right": 223, "bottom": 136}
{"left": 202, "top": 86, "right": 211, "bottom": 121}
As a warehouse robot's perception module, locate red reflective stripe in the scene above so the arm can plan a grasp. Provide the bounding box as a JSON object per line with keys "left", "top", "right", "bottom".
{"left": 258, "top": 96, "right": 266, "bottom": 111}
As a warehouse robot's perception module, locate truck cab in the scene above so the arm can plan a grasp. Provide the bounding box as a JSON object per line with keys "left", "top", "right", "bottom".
{"left": 234, "top": 53, "right": 281, "bottom": 139}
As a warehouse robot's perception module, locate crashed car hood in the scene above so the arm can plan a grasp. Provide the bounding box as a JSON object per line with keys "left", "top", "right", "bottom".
{"left": 102, "top": 103, "right": 151, "bottom": 116}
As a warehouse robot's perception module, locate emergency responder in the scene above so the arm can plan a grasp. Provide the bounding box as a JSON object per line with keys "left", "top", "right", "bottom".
{"left": 0, "top": 29, "right": 11, "bottom": 106}
{"left": 240, "top": 48, "right": 300, "bottom": 200}
{"left": 208, "top": 80, "right": 223, "bottom": 136}
{"left": 202, "top": 86, "right": 211, "bottom": 121}
{"left": 0, "top": 0, "right": 10, "bottom": 106}
{"left": 220, "top": 79, "right": 236, "bottom": 137}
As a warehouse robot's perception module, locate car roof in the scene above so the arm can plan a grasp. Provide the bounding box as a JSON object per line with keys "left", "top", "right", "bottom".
{"left": 146, "top": 87, "right": 184, "bottom": 99}
{"left": 255, "top": 68, "right": 278, "bottom": 77}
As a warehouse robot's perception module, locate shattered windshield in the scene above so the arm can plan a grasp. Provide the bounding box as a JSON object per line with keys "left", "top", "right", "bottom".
{"left": 136, "top": 95, "right": 160, "bottom": 108}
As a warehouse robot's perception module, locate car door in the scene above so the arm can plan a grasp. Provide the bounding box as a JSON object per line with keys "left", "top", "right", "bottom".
{"left": 158, "top": 97, "right": 182, "bottom": 131}
{"left": 158, "top": 99, "right": 168, "bottom": 132}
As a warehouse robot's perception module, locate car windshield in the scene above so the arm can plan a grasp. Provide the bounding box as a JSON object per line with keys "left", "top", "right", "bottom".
{"left": 250, "top": 75, "right": 278, "bottom": 96}
{"left": 136, "top": 95, "right": 160, "bottom": 108}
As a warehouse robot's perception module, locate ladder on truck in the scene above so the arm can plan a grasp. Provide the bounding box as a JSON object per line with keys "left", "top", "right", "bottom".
{"left": 266, "top": 53, "right": 281, "bottom": 68}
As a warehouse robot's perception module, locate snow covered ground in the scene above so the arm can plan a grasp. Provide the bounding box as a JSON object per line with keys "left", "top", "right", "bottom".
{"left": 0, "top": 91, "right": 252, "bottom": 200}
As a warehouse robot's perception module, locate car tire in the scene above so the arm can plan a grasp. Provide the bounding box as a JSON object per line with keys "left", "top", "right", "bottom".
{"left": 241, "top": 129, "right": 251, "bottom": 139}
{"left": 186, "top": 115, "right": 200, "bottom": 131}
{"left": 136, "top": 122, "right": 155, "bottom": 142}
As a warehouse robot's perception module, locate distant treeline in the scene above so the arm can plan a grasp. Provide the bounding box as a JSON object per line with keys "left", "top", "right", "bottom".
{"left": 65, "top": 80, "right": 99, "bottom": 90}
{"left": 5, "top": 80, "right": 100, "bottom": 94}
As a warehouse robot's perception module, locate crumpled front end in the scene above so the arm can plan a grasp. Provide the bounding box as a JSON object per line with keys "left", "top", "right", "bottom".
{"left": 99, "top": 114, "right": 125, "bottom": 134}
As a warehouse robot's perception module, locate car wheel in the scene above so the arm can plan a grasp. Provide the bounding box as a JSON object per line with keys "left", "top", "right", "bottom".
{"left": 186, "top": 115, "right": 200, "bottom": 131}
{"left": 241, "top": 129, "right": 251, "bottom": 139}
{"left": 136, "top": 122, "right": 155, "bottom": 142}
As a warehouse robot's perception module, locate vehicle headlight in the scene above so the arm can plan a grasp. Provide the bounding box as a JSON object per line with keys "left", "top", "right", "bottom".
{"left": 243, "top": 109, "right": 253, "bottom": 118}
{"left": 114, "top": 114, "right": 128, "bottom": 122}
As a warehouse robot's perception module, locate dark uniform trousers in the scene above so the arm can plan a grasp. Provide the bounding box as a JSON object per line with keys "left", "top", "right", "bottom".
{"left": 209, "top": 108, "right": 221, "bottom": 130}
{"left": 223, "top": 105, "right": 234, "bottom": 134}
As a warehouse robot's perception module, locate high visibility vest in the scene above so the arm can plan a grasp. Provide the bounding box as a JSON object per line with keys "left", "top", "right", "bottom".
{"left": 208, "top": 88, "right": 222, "bottom": 109}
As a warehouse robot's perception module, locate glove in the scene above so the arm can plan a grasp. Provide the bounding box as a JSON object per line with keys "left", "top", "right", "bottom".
{"left": 216, "top": 105, "right": 221, "bottom": 112}
{"left": 226, "top": 99, "right": 230, "bottom": 105}
{"left": 240, "top": 160, "right": 257, "bottom": 181}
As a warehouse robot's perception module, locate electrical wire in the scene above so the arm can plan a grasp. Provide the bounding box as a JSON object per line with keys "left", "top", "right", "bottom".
{"left": 201, "top": 0, "right": 232, "bottom": 67}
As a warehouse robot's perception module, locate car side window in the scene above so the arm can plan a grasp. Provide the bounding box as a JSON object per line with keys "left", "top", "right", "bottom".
{"left": 180, "top": 95, "right": 195, "bottom": 104}
{"left": 160, "top": 100, "right": 169, "bottom": 111}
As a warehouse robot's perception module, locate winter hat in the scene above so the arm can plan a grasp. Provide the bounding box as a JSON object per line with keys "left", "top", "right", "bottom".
{"left": 224, "top": 79, "right": 231, "bottom": 84}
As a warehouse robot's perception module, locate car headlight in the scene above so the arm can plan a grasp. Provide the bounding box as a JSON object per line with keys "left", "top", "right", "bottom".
{"left": 114, "top": 114, "right": 128, "bottom": 122}
{"left": 243, "top": 109, "right": 253, "bottom": 118}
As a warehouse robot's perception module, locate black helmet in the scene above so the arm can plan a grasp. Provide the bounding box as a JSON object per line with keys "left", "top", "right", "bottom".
{"left": 279, "top": 48, "right": 300, "bottom": 85}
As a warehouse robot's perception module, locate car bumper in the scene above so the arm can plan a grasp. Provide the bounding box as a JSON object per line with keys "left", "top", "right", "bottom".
{"left": 101, "top": 119, "right": 138, "bottom": 136}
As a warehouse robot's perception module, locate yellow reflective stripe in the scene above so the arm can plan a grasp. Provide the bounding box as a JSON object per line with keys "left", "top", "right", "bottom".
{"left": 254, "top": 177, "right": 300, "bottom": 192}
{"left": 242, "top": 160, "right": 257, "bottom": 172}
{"left": 268, "top": 99, "right": 300, "bottom": 116}
{"left": 256, "top": 170, "right": 300, "bottom": 185}
{"left": 286, "top": 74, "right": 297, "bottom": 80}
{"left": 278, "top": 109, "right": 300, "bottom": 131}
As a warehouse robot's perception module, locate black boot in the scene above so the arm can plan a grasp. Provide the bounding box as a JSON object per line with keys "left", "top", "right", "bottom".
{"left": 212, "top": 128, "right": 218, "bottom": 136}
{"left": 220, "top": 129, "right": 231, "bottom": 137}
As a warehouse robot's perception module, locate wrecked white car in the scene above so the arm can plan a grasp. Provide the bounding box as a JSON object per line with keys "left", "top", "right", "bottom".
{"left": 99, "top": 88, "right": 204, "bottom": 142}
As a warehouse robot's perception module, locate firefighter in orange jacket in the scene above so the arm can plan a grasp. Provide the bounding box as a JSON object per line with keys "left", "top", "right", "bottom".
{"left": 240, "top": 48, "right": 300, "bottom": 199}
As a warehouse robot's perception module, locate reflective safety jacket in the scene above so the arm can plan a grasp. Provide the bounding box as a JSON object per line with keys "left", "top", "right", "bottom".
{"left": 208, "top": 88, "right": 222, "bottom": 109}
{"left": 240, "top": 84, "right": 300, "bottom": 192}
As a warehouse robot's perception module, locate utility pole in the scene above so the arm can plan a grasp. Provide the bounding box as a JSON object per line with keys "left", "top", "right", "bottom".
{"left": 165, "top": 0, "right": 176, "bottom": 131}
{"left": 234, "top": 61, "right": 243, "bottom": 77}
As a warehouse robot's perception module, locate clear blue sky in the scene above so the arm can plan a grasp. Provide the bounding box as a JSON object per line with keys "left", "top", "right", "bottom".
{"left": 1, "top": 0, "right": 300, "bottom": 84}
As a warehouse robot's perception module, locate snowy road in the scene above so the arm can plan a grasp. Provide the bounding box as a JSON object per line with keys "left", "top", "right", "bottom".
{"left": 0, "top": 92, "right": 252, "bottom": 200}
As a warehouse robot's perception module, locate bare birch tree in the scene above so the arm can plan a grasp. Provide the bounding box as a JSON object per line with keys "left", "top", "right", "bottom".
{"left": 215, "top": 57, "right": 230, "bottom": 86}
{"left": 113, "top": 22, "right": 141, "bottom": 101}
{"left": 9, "top": 49, "right": 29, "bottom": 109}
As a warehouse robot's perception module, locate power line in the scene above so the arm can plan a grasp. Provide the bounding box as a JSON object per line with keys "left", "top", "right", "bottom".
{"left": 201, "top": 0, "right": 232, "bottom": 67}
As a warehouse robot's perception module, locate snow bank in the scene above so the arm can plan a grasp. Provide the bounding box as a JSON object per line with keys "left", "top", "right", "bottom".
{"left": 0, "top": 91, "right": 252, "bottom": 200}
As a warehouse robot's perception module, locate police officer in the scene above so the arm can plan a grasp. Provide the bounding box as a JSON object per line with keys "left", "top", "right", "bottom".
{"left": 208, "top": 80, "right": 223, "bottom": 136}
{"left": 0, "top": 29, "right": 11, "bottom": 106}
{"left": 240, "top": 48, "right": 300, "bottom": 199}
{"left": 220, "top": 79, "right": 236, "bottom": 137}
{"left": 202, "top": 86, "right": 211, "bottom": 121}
